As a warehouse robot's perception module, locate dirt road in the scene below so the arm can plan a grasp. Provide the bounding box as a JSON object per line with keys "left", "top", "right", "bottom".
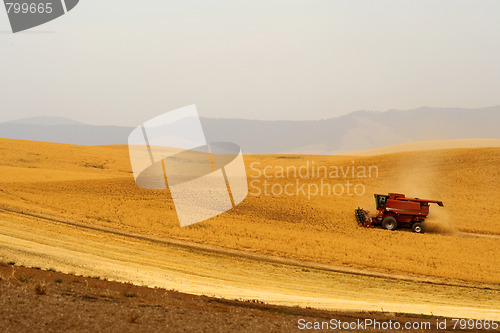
{"left": 0, "top": 209, "right": 498, "bottom": 320}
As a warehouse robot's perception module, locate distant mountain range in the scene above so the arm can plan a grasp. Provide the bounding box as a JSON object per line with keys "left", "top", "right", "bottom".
{"left": 0, "top": 118, "right": 132, "bottom": 147}
{"left": 1, "top": 106, "right": 499, "bottom": 154}
{"left": 7, "top": 116, "right": 85, "bottom": 126}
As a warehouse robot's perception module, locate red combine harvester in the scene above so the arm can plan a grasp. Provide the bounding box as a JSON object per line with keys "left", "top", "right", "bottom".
{"left": 355, "top": 193, "right": 444, "bottom": 233}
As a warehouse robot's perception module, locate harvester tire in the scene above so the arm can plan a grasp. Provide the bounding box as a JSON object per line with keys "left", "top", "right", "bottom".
{"left": 382, "top": 216, "right": 397, "bottom": 231}
{"left": 412, "top": 223, "right": 424, "bottom": 234}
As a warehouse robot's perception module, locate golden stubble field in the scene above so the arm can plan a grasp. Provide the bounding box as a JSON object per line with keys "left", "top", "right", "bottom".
{"left": 0, "top": 138, "right": 499, "bottom": 284}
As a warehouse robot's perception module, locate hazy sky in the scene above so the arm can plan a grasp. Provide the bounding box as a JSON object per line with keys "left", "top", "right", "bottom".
{"left": 1, "top": 0, "right": 499, "bottom": 126}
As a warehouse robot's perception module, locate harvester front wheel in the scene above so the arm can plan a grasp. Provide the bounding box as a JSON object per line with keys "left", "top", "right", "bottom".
{"left": 382, "top": 216, "right": 397, "bottom": 231}
{"left": 412, "top": 223, "right": 424, "bottom": 234}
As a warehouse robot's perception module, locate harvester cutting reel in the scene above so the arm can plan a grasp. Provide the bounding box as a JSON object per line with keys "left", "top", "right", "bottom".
{"left": 355, "top": 207, "right": 374, "bottom": 228}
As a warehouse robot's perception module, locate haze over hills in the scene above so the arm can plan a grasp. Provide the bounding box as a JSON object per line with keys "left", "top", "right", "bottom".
{"left": 0, "top": 106, "right": 499, "bottom": 153}
{"left": 0, "top": 120, "right": 132, "bottom": 146}
{"left": 6, "top": 116, "right": 85, "bottom": 126}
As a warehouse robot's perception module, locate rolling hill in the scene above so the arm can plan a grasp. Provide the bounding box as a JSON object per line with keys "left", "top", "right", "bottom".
{"left": 0, "top": 138, "right": 498, "bottom": 285}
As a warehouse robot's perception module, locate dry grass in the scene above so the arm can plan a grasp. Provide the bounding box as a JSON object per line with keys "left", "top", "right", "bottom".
{"left": 34, "top": 283, "right": 47, "bottom": 295}
{"left": 128, "top": 313, "right": 140, "bottom": 324}
{"left": 0, "top": 138, "right": 498, "bottom": 284}
{"left": 4, "top": 265, "right": 473, "bottom": 333}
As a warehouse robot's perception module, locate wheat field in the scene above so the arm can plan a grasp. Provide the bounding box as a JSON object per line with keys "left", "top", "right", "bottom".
{"left": 0, "top": 138, "right": 498, "bottom": 284}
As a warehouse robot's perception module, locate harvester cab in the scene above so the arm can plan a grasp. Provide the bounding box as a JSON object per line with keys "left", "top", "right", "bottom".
{"left": 355, "top": 193, "right": 444, "bottom": 233}
{"left": 374, "top": 194, "right": 388, "bottom": 210}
